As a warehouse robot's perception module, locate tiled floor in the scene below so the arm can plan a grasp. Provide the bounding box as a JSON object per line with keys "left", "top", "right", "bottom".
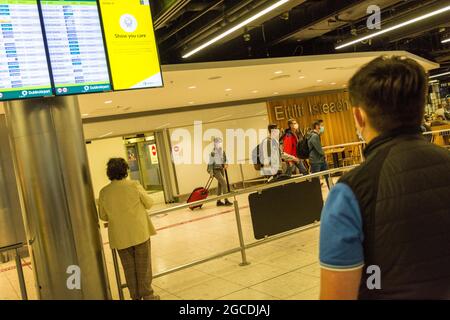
{"left": 0, "top": 178, "right": 333, "bottom": 300}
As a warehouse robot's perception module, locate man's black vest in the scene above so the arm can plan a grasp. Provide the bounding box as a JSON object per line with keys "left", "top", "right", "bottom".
{"left": 339, "top": 127, "right": 450, "bottom": 299}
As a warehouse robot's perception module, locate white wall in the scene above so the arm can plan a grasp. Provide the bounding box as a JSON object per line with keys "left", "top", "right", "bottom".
{"left": 86, "top": 137, "right": 127, "bottom": 198}
{"left": 170, "top": 115, "right": 268, "bottom": 195}
{"left": 83, "top": 102, "right": 269, "bottom": 198}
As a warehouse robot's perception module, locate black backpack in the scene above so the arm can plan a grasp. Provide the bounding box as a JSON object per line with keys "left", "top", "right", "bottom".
{"left": 297, "top": 135, "right": 310, "bottom": 159}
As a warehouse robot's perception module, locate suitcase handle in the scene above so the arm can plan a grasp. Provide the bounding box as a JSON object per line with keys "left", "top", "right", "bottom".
{"left": 205, "top": 176, "right": 214, "bottom": 190}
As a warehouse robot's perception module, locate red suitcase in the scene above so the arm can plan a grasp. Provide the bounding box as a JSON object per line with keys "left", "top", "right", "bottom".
{"left": 187, "top": 176, "right": 214, "bottom": 210}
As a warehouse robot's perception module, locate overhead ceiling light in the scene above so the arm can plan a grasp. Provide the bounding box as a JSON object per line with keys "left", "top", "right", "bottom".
{"left": 429, "top": 71, "right": 450, "bottom": 79}
{"left": 210, "top": 114, "right": 232, "bottom": 122}
{"left": 335, "top": 5, "right": 450, "bottom": 50}
{"left": 299, "top": 76, "right": 305, "bottom": 79}
{"left": 82, "top": 113, "right": 89, "bottom": 116}
{"left": 225, "top": 88, "right": 232, "bottom": 91}
{"left": 251, "top": 90, "right": 259, "bottom": 93}
{"left": 155, "top": 123, "right": 171, "bottom": 129}
{"left": 182, "top": 0, "right": 291, "bottom": 58}
{"left": 188, "top": 86, "right": 197, "bottom": 89}
{"left": 99, "top": 132, "right": 113, "bottom": 138}
{"left": 442, "top": 38, "right": 450, "bottom": 44}
{"left": 330, "top": 82, "right": 336, "bottom": 85}
{"left": 274, "top": 70, "right": 283, "bottom": 74}
{"left": 317, "top": 80, "right": 323, "bottom": 82}
{"left": 104, "top": 100, "right": 112, "bottom": 104}
{"left": 273, "top": 92, "right": 279, "bottom": 95}
{"left": 188, "top": 101, "right": 195, "bottom": 104}
{"left": 429, "top": 80, "right": 439, "bottom": 84}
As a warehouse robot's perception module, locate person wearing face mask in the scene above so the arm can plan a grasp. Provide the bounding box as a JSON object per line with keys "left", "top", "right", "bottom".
{"left": 319, "top": 56, "right": 450, "bottom": 300}
{"left": 308, "top": 120, "right": 330, "bottom": 189}
{"left": 282, "top": 119, "right": 308, "bottom": 176}
{"left": 207, "top": 137, "right": 232, "bottom": 207}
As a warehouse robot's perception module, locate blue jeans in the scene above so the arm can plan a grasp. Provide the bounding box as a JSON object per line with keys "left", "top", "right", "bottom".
{"left": 310, "top": 162, "right": 330, "bottom": 190}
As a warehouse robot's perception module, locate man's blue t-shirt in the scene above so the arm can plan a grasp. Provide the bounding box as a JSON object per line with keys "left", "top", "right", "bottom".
{"left": 319, "top": 183, "right": 365, "bottom": 270}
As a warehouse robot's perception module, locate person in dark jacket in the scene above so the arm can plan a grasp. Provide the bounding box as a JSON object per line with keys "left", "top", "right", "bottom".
{"left": 319, "top": 56, "right": 450, "bottom": 300}
{"left": 308, "top": 121, "right": 330, "bottom": 189}
{"left": 282, "top": 119, "right": 308, "bottom": 176}
{"left": 207, "top": 137, "right": 232, "bottom": 207}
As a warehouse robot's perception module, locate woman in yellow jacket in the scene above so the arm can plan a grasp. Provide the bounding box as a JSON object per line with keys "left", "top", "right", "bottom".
{"left": 99, "top": 158, "right": 159, "bottom": 300}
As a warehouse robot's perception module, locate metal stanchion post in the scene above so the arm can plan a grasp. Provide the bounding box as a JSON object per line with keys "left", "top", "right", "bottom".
{"left": 233, "top": 197, "right": 250, "bottom": 266}
{"left": 14, "top": 248, "right": 28, "bottom": 300}
{"left": 358, "top": 144, "right": 364, "bottom": 163}
{"left": 111, "top": 249, "right": 125, "bottom": 300}
{"left": 239, "top": 163, "right": 246, "bottom": 189}
{"left": 328, "top": 172, "right": 335, "bottom": 188}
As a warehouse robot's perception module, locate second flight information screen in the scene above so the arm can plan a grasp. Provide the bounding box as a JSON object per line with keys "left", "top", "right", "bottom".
{"left": 41, "top": 0, "right": 111, "bottom": 95}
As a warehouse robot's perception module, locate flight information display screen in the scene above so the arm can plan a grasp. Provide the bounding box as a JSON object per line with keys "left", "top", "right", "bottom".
{"left": 41, "top": 0, "right": 111, "bottom": 95}
{"left": 0, "top": 0, "right": 52, "bottom": 101}
{"left": 99, "top": 0, "right": 163, "bottom": 91}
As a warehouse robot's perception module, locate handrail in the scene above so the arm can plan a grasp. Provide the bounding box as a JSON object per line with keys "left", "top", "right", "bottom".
{"left": 0, "top": 242, "right": 28, "bottom": 300}
{"left": 422, "top": 128, "right": 450, "bottom": 135}
{"left": 322, "top": 141, "right": 364, "bottom": 150}
{"left": 0, "top": 242, "right": 24, "bottom": 253}
{"left": 147, "top": 165, "right": 359, "bottom": 217}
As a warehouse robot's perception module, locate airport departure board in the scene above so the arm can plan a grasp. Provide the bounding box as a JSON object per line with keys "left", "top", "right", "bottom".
{"left": 0, "top": 0, "right": 163, "bottom": 102}
{"left": 99, "top": 0, "right": 163, "bottom": 91}
{"left": 0, "top": 0, "right": 52, "bottom": 101}
{"left": 41, "top": 0, "right": 111, "bottom": 95}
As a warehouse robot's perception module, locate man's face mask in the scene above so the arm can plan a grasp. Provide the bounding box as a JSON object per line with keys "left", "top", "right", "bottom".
{"left": 319, "top": 126, "right": 325, "bottom": 134}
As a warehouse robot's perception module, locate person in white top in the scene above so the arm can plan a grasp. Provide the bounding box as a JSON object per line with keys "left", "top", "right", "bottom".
{"left": 99, "top": 158, "right": 158, "bottom": 300}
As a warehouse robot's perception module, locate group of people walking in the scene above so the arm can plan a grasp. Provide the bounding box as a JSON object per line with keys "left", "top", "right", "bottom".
{"left": 252, "top": 118, "right": 331, "bottom": 188}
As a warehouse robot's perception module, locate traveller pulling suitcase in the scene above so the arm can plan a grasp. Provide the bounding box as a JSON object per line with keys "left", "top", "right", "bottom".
{"left": 187, "top": 176, "right": 214, "bottom": 210}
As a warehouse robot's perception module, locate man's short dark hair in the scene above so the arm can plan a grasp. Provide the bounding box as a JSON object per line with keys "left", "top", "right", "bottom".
{"left": 312, "top": 121, "right": 321, "bottom": 129}
{"left": 287, "top": 118, "right": 297, "bottom": 126}
{"left": 268, "top": 123, "right": 278, "bottom": 133}
{"left": 349, "top": 56, "right": 428, "bottom": 133}
{"left": 107, "top": 158, "right": 129, "bottom": 181}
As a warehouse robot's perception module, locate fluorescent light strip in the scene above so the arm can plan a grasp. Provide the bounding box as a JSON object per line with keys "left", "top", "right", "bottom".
{"left": 335, "top": 5, "right": 450, "bottom": 50}
{"left": 442, "top": 38, "right": 450, "bottom": 44}
{"left": 210, "top": 114, "right": 232, "bottom": 122}
{"left": 155, "top": 123, "right": 171, "bottom": 129}
{"left": 429, "top": 71, "right": 450, "bottom": 79}
{"left": 182, "top": 0, "right": 290, "bottom": 58}
{"left": 99, "top": 132, "right": 113, "bottom": 138}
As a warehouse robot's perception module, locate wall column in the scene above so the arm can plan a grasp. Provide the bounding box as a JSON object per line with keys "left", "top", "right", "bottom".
{"left": 4, "top": 96, "right": 111, "bottom": 300}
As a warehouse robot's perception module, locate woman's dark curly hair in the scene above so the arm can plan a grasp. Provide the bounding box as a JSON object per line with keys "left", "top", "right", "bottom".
{"left": 106, "top": 158, "right": 129, "bottom": 181}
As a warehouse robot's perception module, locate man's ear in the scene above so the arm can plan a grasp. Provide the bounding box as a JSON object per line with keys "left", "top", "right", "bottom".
{"left": 353, "top": 107, "right": 365, "bottom": 128}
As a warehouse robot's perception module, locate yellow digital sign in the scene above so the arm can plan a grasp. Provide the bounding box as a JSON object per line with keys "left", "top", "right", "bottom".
{"left": 99, "top": 0, "right": 163, "bottom": 91}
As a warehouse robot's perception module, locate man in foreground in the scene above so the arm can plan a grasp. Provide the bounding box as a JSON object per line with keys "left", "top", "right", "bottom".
{"left": 319, "top": 56, "right": 450, "bottom": 299}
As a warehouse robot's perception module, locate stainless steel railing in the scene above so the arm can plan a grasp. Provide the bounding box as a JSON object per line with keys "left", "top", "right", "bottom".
{"left": 111, "top": 165, "right": 359, "bottom": 299}
{"left": 0, "top": 242, "right": 28, "bottom": 300}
